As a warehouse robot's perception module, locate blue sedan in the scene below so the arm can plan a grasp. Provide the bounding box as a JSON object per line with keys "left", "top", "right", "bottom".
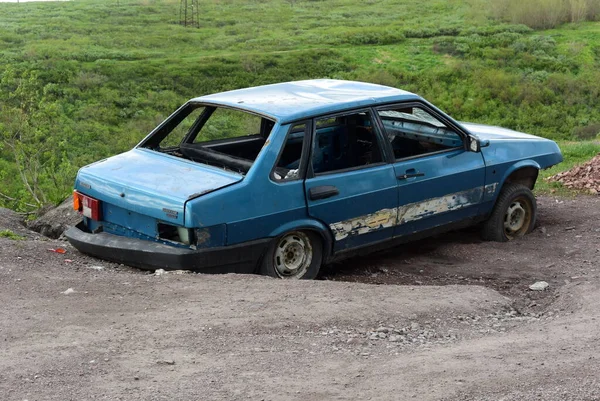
{"left": 66, "top": 79, "right": 563, "bottom": 279}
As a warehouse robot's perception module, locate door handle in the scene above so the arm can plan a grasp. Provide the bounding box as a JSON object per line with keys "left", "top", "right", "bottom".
{"left": 309, "top": 185, "right": 339, "bottom": 201}
{"left": 397, "top": 170, "right": 425, "bottom": 180}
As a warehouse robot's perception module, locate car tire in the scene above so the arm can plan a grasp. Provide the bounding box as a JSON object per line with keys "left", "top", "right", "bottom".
{"left": 481, "top": 183, "right": 537, "bottom": 242}
{"left": 260, "top": 230, "right": 323, "bottom": 279}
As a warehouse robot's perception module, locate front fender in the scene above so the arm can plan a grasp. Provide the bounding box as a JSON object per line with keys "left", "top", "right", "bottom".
{"left": 500, "top": 160, "right": 541, "bottom": 188}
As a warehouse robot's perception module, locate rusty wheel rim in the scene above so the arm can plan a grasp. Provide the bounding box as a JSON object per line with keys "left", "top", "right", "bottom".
{"left": 273, "top": 232, "right": 312, "bottom": 278}
{"left": 503, "top": 196, "right": 532, "bottom": 240}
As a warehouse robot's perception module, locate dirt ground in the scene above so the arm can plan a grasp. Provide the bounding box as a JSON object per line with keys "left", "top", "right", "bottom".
{"left": 0, "top": 195, "right": 599, "bottom": 400}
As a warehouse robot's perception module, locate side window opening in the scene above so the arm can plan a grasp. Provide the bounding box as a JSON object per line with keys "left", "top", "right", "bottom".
{"left": 273, "top": 123, "right": 307, "bottom": 181}
{"left": 377, "top": 106, "right": 463, "bottom": 160}
{"left": 312, "top": 111, "right": 383, "bottom": 175}
{"left": 141, "top": 104, "right": 275, "bottom": 175}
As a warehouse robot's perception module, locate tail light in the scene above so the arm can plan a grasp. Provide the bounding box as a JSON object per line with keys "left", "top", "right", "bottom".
{"left": 73, "top": 190, "right": 101, "bottom": 221}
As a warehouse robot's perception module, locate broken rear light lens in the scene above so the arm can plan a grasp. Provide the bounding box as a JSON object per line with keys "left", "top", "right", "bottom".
{"left": 74, "top": 190, "right": 101, "bottom": 221}
{"left": 157, "top": 223, "right": 193, "bottom": 245}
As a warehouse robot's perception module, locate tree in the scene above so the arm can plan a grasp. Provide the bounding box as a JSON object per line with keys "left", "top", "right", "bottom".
{"left": 0, "top": 68, "right": 74, "bottom": 210}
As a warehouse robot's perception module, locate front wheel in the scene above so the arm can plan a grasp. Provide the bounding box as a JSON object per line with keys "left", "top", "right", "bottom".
{"left": 481, "top": 183, "right": 537, "bottom": 242}
{"left": 260, "top": 231, "right": 323, "bottom": 279}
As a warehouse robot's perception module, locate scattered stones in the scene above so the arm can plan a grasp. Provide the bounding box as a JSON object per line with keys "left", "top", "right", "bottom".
{"left": 529, "top": 281, "right": 550, "bottom": 291}
{"left": 154, "top": 269, "right": 190, "bottom": 276}
{"left": 388, "top": 335, "right": 402, "bottom": 342}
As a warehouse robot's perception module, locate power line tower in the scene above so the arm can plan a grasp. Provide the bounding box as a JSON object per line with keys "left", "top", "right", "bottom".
{"left": 179, "top": 0, "right": 200, "bottom": 28}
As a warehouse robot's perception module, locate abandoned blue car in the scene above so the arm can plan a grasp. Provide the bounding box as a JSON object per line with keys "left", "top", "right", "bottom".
{"left": 66, "top": 79, "right": 563, "bottom": 279}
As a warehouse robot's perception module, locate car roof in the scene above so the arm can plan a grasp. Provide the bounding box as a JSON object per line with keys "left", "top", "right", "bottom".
{"left": 191, "top": 79, "right": 421, "bottom": 124}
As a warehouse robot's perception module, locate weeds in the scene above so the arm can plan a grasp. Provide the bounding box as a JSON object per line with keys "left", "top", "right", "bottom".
{"left": 0, "top": 230, "right": 25, "bottom": 240}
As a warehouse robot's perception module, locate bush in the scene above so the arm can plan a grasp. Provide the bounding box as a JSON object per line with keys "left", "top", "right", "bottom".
{"left": 573, "top": 123, "right": 600, "bottom": 139}
{"left": 404, "top": 27, "right": 460, "bottom": 38}
{"left": 490, "top": 0, "right": 600, "bottom": 29}
{"left": 336, "top": 28, "right": 405, "bottom": 46}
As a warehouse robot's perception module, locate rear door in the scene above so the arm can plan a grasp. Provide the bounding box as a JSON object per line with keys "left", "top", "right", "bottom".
{"left": 304, "top": 109, "right": 398, "bottom": 251}
{"left": 374, "top": 103, "right": 486, "bottom": 238}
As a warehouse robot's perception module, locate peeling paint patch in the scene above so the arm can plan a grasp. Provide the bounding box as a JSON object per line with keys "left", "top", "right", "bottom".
{"left": 484, "top": 182, "right": 498, "bottom": 197}
{"left": 196, "top": 228, "right": 211, "bottom": 245}
{"left": 330, "top": 208, "right": 397, "bottom": 241}
{"left": 397, "top": 188, "right": 483, "bottom": 224}
{"left": 329, "top": 188, "right": 484, "bottom": 240}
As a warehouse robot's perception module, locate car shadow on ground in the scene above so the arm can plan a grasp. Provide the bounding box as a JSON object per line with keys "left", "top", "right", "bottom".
{"left": 319, "top": 225, "right": 485, "bottom": 284}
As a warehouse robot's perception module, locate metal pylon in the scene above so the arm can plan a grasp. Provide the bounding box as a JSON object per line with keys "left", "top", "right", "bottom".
{"left": 179, "top": 0, "right": 200, "bottom": 28}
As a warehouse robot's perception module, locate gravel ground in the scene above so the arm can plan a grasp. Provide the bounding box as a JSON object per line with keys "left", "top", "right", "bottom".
{"left": 0, "top": 195, "right": 599, "bottom": 400}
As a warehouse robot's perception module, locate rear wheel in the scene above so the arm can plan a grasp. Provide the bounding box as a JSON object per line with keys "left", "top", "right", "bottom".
{"left": 260, "top": 231, "right": 322, "bottom": 279}
{"left": 481, "top": 183, "right": 537, "bottom": 242}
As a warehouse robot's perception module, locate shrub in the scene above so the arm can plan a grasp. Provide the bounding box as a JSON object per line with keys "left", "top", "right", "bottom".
{"left": 573, "top": 123, "right": 600, "bottom": 139}
{"left": 490, "top": 0, "right": 600, "bottom": 29}
{"left": 404, "top": 27, "right": 460, "bottom": 38}
{"left": 334, "top": 28, "right": 405, "bottom": 46}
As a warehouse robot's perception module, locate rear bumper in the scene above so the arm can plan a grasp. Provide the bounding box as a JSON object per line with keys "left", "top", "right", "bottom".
{"left": 65, "top": 222, "right": 269, "bottom": 273}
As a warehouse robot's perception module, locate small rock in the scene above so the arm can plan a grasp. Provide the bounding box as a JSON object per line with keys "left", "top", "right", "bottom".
{"left": 388, "top": 335, "right": 401, "bottom": 342}
{"left": 375, "top": 326, "right": 390, "bottom": 333}
{"left": 62, "top": 288, "right": 75, "bottom": 295}
{"left": 157, "top": 360, "right": 175, "bottom": 365}
{"left": 154, "top": 269, "right": 166, "bottom": 276}
{"left": 88, "top": 265, "right": 105, "bottom": 271}
{"left": 529, "top": 281, "right": 549, "bottom": 291}
{"left": 410, "top": 322, "right": 420, "bottom": 331}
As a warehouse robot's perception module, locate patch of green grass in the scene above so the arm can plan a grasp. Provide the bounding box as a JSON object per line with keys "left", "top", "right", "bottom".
{"left": 1, "top": 0, "right": 600, "bottom": 208}
{"left": 0, "top": 229, "right": 25, "bottom": 240}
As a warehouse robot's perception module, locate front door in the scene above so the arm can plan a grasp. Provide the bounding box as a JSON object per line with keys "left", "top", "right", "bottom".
{"left": 305, "top": 110, "right": 398, "bottom": 251}
{"left": 374, "top": 103, "right": 486, "bottom": 238}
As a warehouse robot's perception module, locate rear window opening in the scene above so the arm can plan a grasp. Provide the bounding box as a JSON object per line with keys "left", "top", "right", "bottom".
{"left": 139, "top": 104, "right": 275, "bottom": 175}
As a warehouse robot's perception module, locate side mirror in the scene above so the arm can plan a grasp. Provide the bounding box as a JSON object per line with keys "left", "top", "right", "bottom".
{"left": 468, "top": 137, "right": 489, "bottom": 152}
{"left": 469, "top": 137, "right": 480, "bottom": 152}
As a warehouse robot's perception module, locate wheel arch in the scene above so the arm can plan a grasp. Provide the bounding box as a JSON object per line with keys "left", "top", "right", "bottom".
{"left": 268, "top": 219, "right": 334, "bottom": 262}
{"left": 500, "top": 161, "right": 540, "bottom": 191}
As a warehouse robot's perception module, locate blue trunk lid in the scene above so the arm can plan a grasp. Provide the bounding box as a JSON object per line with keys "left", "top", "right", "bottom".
{"left": 75, "top": 148, "right": 242, "bottom": 226}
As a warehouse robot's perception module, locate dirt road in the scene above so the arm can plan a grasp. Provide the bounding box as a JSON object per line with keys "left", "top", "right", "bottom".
{"left": 0, "top": 195, "right": 599, "bottom": 400}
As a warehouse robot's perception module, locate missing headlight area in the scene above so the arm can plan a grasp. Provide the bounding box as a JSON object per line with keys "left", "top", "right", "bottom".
{"left": 157, "top": 223, "right": 192, "bottom": 245}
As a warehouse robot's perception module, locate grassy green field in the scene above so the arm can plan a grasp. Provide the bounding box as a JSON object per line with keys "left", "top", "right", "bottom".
{"left": 0, "top": 0, "right": 599, "bottom": 209}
